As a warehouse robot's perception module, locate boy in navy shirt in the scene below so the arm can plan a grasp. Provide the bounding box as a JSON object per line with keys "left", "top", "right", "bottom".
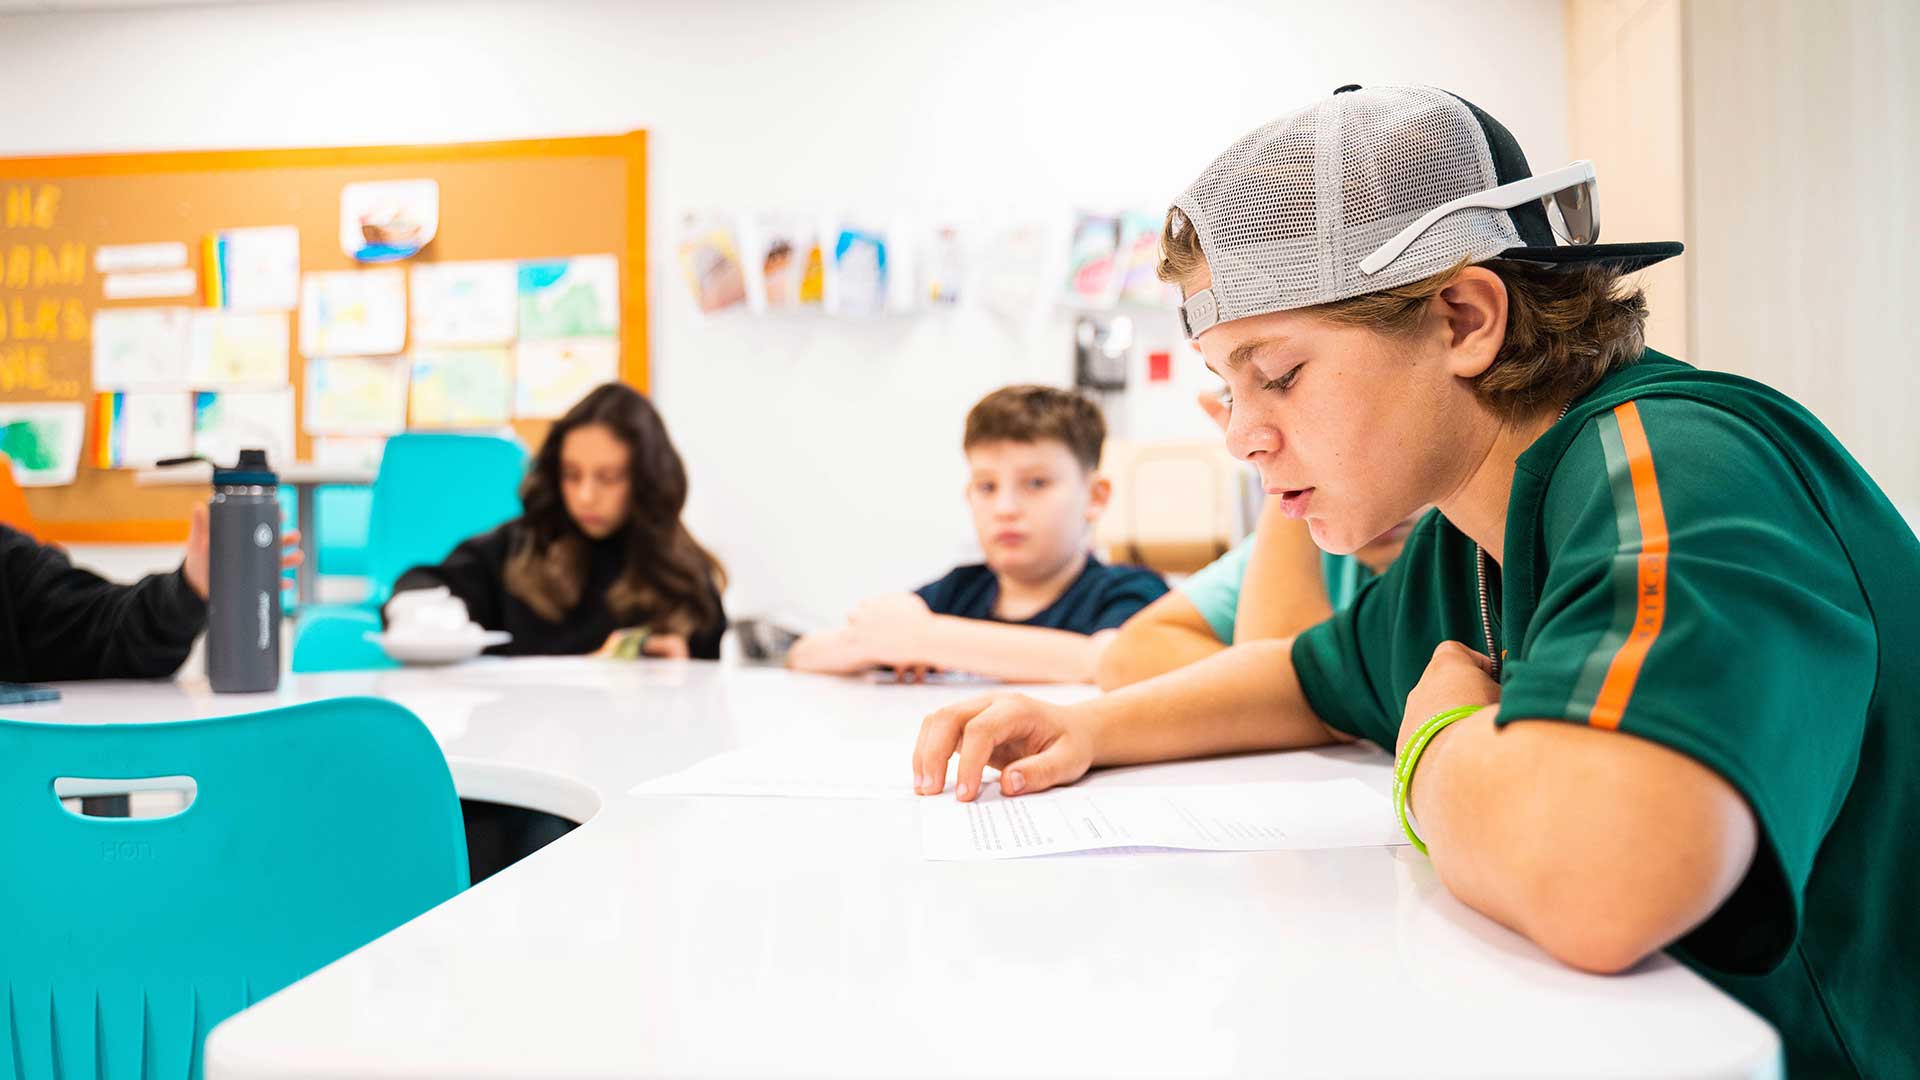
{"left": 789, "top": 385, "right": 1165, "bottom": 682}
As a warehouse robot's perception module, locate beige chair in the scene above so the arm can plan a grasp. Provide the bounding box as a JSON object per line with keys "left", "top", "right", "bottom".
{"left": 1096, "top": 438, "right": 1256, "bottom": 575}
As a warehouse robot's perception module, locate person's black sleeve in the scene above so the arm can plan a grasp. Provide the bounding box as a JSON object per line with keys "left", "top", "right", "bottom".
{"left": 689, "top": 584, "right": 728, "bottom": 661}
{"left": 386, "top": 525, "right": 514, "bottom": 631}
{"left": 0, "top": 525, "right": 207, "bottom": 682}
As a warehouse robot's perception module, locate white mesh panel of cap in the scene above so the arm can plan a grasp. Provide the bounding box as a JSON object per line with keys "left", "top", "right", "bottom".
{"left": 1172, "top": 85, "right": 1522, "bottom": 324}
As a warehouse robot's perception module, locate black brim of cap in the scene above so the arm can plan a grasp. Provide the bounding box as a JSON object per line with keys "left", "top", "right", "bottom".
{"left": 1495, "top": 241, "right": 1683, "bottom": 273}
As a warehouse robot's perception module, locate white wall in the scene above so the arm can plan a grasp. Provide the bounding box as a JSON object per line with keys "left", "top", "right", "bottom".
{"left": 0, "top": 0, "right": 1570, "bottom": 617}
{"left": 1565, "top": 0, "right": 1688, "bottom": 357}
{"left": 1684, "top": 0, "right": 1920, "bottom": 510}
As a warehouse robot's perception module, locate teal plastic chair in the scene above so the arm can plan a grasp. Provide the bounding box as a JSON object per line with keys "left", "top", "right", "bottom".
{"left": 276, "top": 483, "right": 373, "bottom": 581}
{"left": 314, "top": 484, "right": 373, "bottom": 578}
{"left": 0, "top": 698, "right": 468, "bottom": 1079}
{"left": 292, "top": 433, "right": 526, "bottom": 673}
{"left": 288, "top": 607, "right": 396, "bottom": 673}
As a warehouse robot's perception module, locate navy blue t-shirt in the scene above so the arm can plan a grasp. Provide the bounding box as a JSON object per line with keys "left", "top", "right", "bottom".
{"left": 914, "top": 556, "right": 1167, "bottom": 634}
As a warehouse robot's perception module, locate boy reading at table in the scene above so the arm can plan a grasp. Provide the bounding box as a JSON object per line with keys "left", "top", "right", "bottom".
{"left": 912, "top": 85, "right": 1919, "bottom": 1076}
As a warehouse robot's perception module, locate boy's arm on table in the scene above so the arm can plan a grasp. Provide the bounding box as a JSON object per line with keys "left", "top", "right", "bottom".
{"left": 1099, "top": 502, "right": 1335, "bottom": 690}
{"left": 786, "top": 627, "right": 873, "bottom": 674}
{"left": 816, "top": 592, "right": 1111, "bottom": 684}
{"left": 912, "top": 616, "right": 1114, "bottom": 684}
{"left": 915, "top": 637, "right": 1350, "bottom": 800}
{"left": 1233, "top": 504, "right": 1334, "bottom": 641}
{"left": 1094, "top": 591, "right": 1226, "bottom": 689}
{"left": 1400, "top": 643, "right": 1757, "bottom": 975}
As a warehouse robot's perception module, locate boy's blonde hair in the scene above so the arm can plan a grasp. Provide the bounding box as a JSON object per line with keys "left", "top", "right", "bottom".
{"left": 965, "top": 385, "right": 1106, "bottom": 472}
{"left": 1158, "top": 208, "right": 1648, "bottom": 419}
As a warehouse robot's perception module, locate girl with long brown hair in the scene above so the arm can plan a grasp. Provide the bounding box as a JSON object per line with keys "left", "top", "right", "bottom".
{"left": 389, "top": 383, "right": 727, "bottom": 658}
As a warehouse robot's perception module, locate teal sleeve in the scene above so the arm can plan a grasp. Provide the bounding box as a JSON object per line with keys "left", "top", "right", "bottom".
{"left": 1319, "top": 552, "right": 1375, "bottom": 613}
{"left": 1176, "top": 536, "right": 1254, "bottom": 644}
{"left": 1499, "top": 399, "right": 1875, "bottom": 974}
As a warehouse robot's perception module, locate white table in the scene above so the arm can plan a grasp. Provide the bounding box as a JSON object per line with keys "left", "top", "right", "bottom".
{"left": 137, "top": 461, "right": 378, "bottom": 607}
{"left": 30, "top": 660, "right": 1782, "bottom": 1079}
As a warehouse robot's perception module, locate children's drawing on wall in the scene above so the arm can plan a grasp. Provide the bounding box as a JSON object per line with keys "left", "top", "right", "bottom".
{"left": 979, "top": 222, "right": 1054, "bottom": 327}
{"left": 193, "top": 388, "right": 295, "bottom": 469}
{"left": 515, "top": 338, "right": 618, "bottom": 419}
{"left": 207, "top": 225, "right": 301, "bottom": 311}
{"left": 0, "top": 402, "right": 85, "bottom": 486}
{"left": 922, "top": 225, "right": 966, "bottom": 306}
{"left": 93, "top": 391, "right": 193, "bottom": 469}
{"left": 411, "top": 260, "right": 518, "bottom": 347}
{"left": 190, "top": 310, "right": 291, "bottom": 388}
{"left": 1065, "top": 213, "right": 1122, "bottom": 307}
{"left": 408, "top": 347, "right": 513, "bottom": 429}
{"left": 829, "top": 225, "right": 889, "bottom": 316}
{"left": 300, "top": 269, "right": 408, "bottom": 358}
{"left": 676, "top": 216, "right": 748, "bottom": 316}
{"left": 519, "top": 255, "right": 620, "bottom": 339}
{"left": 743, "top": 216, "right": 823, "bottom": 313}
{"left": 341, "top": 180, "right": 440, "bottom": 263}
{"left": 91, "top": 307, "right": 192, "bottom": 390}
{"left": 302, "top": 355, "right": 409, "bottom": 436}
{"left": 1116, "top": 211, "right": 1177, "bottom": 309}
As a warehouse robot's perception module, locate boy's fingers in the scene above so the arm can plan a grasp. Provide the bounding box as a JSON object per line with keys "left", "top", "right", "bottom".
{"left": 1434, "top": 640, "right": 1496, "bottom": 676}
{"left": 914, "top": 697, "right": 990, "bottom": 795}
{"left": 999, "top": 741, "right": 1077, "bottom": 797}
{"left": 954, "top": 706, "right": 1014, "bottom": 802}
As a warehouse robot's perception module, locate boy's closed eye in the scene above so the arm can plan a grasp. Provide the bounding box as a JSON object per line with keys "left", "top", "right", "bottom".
{"left": 1261, "top": 363, "right": 1305, "bottom": 394}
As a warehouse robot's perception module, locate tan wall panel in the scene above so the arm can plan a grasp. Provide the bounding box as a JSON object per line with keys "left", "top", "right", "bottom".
{"left": 1684, "top": 0, "right": 1919, "bottom": 506}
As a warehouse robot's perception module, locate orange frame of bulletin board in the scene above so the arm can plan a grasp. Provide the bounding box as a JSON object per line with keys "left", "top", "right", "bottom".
{"left": 0, "top": 131, "right": 647, "bottom": 544}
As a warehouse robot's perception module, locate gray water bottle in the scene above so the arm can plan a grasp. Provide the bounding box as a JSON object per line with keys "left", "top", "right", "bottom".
{"left": 206, "top": 448, "right": 281, "bottom": 693}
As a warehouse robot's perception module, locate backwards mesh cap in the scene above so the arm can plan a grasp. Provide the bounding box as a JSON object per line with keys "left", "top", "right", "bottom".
{"left": 1173, "top": 84, "right": 1682, "bottom": 338}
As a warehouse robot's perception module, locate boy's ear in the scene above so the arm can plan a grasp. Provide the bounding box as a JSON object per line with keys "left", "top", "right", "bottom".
{"left": 1430, "top": 265, "right": 1508, "bottom": 380}
{"left": 1085, "top": 471, "right": 1113, "bottom": 521}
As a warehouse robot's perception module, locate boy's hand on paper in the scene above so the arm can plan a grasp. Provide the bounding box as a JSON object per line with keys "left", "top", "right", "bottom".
{"left": 1397, "top": 641, "right": 1501, "bottom": 756}
{"left": 913, "top": 693, "right": 1093, "bottom": 802}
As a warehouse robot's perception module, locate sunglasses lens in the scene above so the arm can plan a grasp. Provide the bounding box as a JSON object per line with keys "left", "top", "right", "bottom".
{"left": 1547, "top": 181, "right": 1599, "bottom": 245}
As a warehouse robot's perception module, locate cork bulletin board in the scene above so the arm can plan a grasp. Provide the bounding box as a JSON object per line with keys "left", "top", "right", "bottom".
{"left": 0, "top": 131, "right": 647, "bottom": 543}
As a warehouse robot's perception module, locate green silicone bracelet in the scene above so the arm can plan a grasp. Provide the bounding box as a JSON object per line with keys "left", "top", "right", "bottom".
{"left": 1393, "top": 705, "right": 1486, "bottom": 855}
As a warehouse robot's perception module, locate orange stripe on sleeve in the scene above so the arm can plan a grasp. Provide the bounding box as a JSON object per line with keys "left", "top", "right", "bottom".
{"left": 1589, "top": 401, "right": 1670, "bottom": 730}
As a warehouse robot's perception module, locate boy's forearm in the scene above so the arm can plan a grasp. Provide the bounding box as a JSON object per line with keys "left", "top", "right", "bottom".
{"left": 1081, "top": 638, "right": 1344, "bottom": 767}
{"left": 1094, "top": 620, "right": 1228, "bottom": 690}
{"left": 915, "top": 616, "right": 1109, "bottom": 683}
{"left": 1410, "top": 711, "right": 1758, "bottom": 973}
{"left": 786, "top": 630, "right": 868, "bottom": 674}
{"left": 1233, "top": 507, "right": 1333, "bottom": 642}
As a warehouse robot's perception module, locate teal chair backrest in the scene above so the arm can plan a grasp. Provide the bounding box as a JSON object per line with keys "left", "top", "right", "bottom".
{"left": 315, "top": 484, "right": 374, "bottom": 578}
{"left": 0, "top": 698, "right": 468, "bottom": 1080}
{"left": 288, "top": 606, "right": 397, "bottom": 674}
{"left": 364, "top": 433, "right": 527, "bottom": 603}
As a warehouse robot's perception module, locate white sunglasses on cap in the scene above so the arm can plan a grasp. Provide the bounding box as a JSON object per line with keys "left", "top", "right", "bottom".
{"left": 1357, "top": 159, "right": 1600, "bottom": 275}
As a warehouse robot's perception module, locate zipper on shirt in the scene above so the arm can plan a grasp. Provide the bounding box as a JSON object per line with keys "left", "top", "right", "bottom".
{"left": 1475, "top": 400, "right": 1572, "bottom": 681}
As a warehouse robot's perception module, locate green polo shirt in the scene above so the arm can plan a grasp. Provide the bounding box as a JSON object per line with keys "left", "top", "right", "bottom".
{"left": 1292, "top": 352, "right": 1919, "bottom": 1078}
